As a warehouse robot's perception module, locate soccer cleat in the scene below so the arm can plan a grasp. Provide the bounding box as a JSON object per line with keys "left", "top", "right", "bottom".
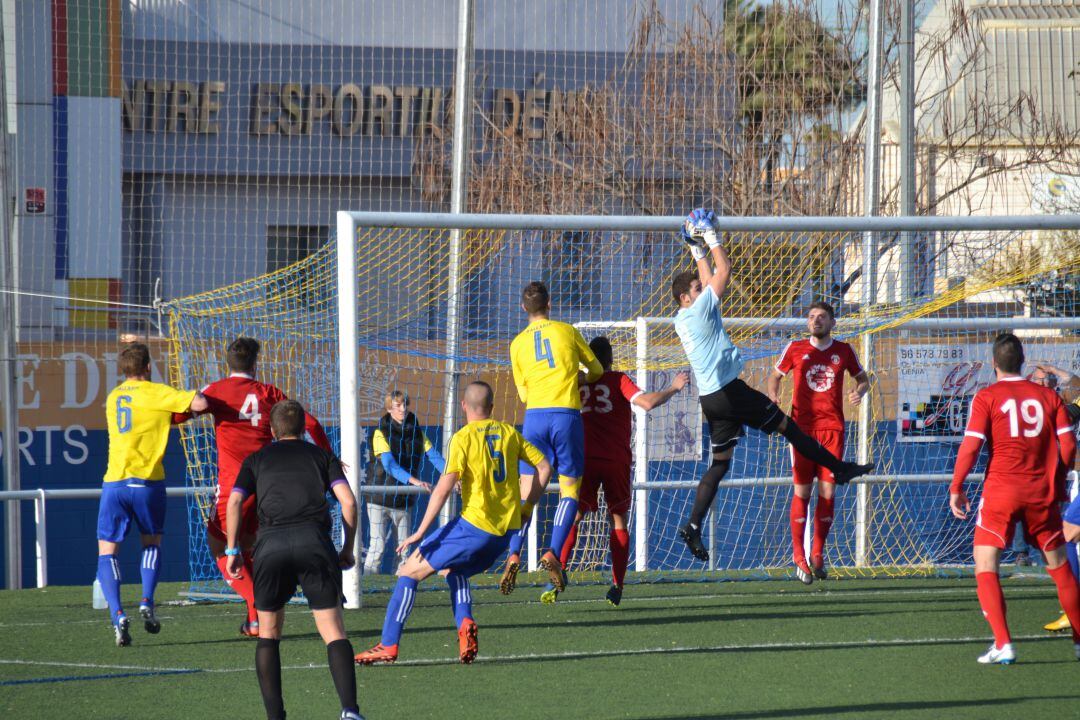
{"left": 354, "top": 643, "right": 398, "bottom": 665}
{"left": 113, "top": 614, "right": 132, "bottom": 647}
{"left": 499, "top": 554, "right": 520, "bottom": 595}
{"left": 139, "top": 604, "right": 161, "bottom": 634}
{"left": 810, "top": 554, "right": 828, "bottom": 581}
{"left": 1044, "top": 612, "right": 1071, "bottom": 633}
{"left": 976, "top": 642, "right": 1016, "bottom": 665}
{"left": 457, "top": 618, "right": 478, "bottom": 664}
{"left": 833, "top": 462, "right": 874, "bottom": 486}
{"left": 678, "top": 523, "right": 709, "bottom": 562}
{"left": 606, "top": 584, "right": 623, "bottom": 607}
{"left": 340, "top": 710, "right": 366, "bottom": 720}
{"left": 794, "top": 558, "right": 814, "bottom": 585}
{"left": 539, "top": 583, "right": 560, "bottom": 604}
{"left": 538, "top": 550, "right": 566, "bottom": 592}
{"left": 240, "top": 620, "right": 261, "bottom": 637}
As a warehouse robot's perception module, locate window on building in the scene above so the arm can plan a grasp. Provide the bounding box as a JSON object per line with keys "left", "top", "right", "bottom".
{"left": 266, "top": 225, "right": 329, "bottom": 273}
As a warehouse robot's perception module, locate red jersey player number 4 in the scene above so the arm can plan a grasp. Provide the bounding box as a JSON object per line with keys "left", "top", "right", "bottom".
{"left": 202, "top": 373, "right": 331, "bottom": 538}
{"left": 181, "top": 338, "right": 333, "bottom": 639}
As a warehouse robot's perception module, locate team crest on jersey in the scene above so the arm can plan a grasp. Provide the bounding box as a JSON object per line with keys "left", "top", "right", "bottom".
{"left": 831, "top": 353, "right": 841, "bottom": 365}
{"left": 805, "top": 364, "right": 835, "bottom": 392}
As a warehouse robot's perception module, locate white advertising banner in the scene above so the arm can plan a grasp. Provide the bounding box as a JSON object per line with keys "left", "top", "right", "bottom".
{"left": 897, "top": 343, "right": 1079, "bottom": 442}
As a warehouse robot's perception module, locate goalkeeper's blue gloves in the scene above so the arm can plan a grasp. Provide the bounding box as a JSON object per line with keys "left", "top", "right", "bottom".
{"left": 682, "top": 208, "right": 721, "bottom": 251}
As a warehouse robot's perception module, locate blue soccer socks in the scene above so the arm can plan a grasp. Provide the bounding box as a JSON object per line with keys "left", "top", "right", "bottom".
{"left": 97, "top": 554, "right": 124, "bottom": 623}
{"left": 549, "top": 496, "right": 579, "bottom": 561}
{"left": 140, "top": 544, "right": 161, "bottom": 608}
{"left": 447, "top": 572, "right": 473, "bottom": 628}
{"left": 381, "top": 576, "right": 419, "bottom": 647}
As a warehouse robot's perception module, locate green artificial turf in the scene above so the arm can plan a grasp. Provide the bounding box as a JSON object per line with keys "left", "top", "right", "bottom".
{"left": 1, "top": 576, "right": 1076, "bottom": 719}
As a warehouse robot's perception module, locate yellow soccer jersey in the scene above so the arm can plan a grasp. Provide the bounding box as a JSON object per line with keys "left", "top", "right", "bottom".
{"left": 510, "top": 319, "right": 602, "bottom": 410}
{"left": 104, "top": 380, "right": 197, "bottom": 482}
{"left": 445, "top": 419, "right": 546, "bottom": 536}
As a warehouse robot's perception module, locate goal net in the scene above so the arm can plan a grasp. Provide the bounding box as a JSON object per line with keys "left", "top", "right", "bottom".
{"left": 165, "top": 216, "right": 1080, "bottom": 600}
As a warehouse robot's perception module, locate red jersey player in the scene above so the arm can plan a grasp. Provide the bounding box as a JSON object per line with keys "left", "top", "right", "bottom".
{"left": 766, "top": 301, "right": 868, "bottom": 584}
{"left": 950, "top": 333, "right": 1078, "bottom": 664}
{"left": 547, "top": 335, "right": 688, "bottom": 606}
{"left": 194, "top": 338, "right": 332, "bottom": 636}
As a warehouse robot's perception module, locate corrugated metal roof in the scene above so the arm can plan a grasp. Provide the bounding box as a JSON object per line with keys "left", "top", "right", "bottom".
{"left": 878, "top": 0, "right": 1080, "bottom": 142}
{"left": 973, "top": 0, "right": 1080, "bottom": 20}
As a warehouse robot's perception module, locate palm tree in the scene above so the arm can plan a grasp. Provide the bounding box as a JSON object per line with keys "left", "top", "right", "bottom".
{"left": 723, "top": 0, "right": 863, "bottom": 200}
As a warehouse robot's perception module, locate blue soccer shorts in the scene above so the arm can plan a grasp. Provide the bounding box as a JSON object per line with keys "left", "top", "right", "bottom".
{"left": 519, "top": 408, "right": 584, "bottom": 478}
{"left": 97, "top": 479, "right": 168, "bottom": 542}
{"left": 419, "top": 517, "right": 510, "bottom": 577}
{"left": 1065, "top": 494, "right": 1080, "bottom": 528}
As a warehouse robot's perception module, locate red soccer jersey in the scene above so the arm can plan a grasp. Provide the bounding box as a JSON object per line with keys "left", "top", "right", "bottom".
{"left": 581, "top": 371, "right": 643, "bottom": 466}
{"left": 961, "top": 377, "right": 1074, "bottom": 506}
{"left": 201, "top": 374, "right": 331, "bottom": 488}
{"left": 775, "top": 338, "right": 862, "bottom": 431}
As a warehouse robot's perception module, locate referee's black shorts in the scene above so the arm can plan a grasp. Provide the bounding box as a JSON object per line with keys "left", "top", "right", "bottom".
{"left": 699, "top": 378, "right": 785, "bottom": 453}
{"left": 253, "top": 524, "right": 343, "bottom": 612}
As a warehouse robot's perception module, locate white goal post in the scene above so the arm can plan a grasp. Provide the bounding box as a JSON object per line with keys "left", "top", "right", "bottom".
{"left": 336, "top": 211, "right": 1080, "bottom": 608}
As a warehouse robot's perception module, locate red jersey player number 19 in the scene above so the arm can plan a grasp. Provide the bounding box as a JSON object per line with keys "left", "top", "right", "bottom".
{"left": 950, "top": 334, "right": 1079, "bottom": 666}
{"left": 952, "top": 376, "right": 1075, "bottom": 546}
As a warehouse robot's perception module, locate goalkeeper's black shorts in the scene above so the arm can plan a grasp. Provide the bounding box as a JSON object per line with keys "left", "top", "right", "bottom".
{"left": 252, "top": 523, "right": 343, "bottom": 612}
{"left": 699, "top": 378, "right": 785, "bottom": 453}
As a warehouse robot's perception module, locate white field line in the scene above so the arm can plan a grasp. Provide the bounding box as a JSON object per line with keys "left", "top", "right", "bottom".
{"left": 0, "top": 584, "right": 1060, "bottom": 628}
{"left": 5, "top": 632, "right": 1064, "bottom": 676}
{"left": 0, "top": 658, "right": 195, "bottom": 673}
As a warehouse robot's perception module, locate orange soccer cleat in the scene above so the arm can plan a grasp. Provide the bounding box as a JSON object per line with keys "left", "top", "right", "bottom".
{"left": 499, "top": 554, "right": 520, "bottom": 595}
{"left": 354, "top": 643, "right": 398, "bottom": 665}
{"left": 539, "top": 550, "right": 566, "bottom": 592}
{"left": 458, "top": 618, "right": 478, "bottom": 664}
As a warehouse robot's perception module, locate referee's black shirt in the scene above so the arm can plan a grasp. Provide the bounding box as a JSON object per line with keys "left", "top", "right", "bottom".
{"left": 233, "top": 439, "right": 347, "bottom": 532}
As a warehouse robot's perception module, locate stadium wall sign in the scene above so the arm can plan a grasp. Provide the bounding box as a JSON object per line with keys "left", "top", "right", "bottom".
{"left": 121, "top": 78, "right": 599, "bottom": 141}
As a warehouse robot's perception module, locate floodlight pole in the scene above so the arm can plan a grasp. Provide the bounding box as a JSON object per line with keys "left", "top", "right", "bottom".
{"left": 855, "top": 0, "right": 885, "bottom": 568}
{"left": 0, "top": 15, "right": 21, "bottom": 590}
{"left": 439, "top": 0, "right": 475, "bottom": 527}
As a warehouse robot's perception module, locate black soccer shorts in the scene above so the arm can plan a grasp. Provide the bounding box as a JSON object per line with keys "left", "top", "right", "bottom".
{"left": 698, "top": 378, "right": 785, "bottom": 453}
{"left": 252, "top": 524, "right": 343, "bottom": 612}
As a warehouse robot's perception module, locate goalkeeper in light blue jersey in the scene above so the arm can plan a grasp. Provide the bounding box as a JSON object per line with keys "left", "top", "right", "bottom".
{"left": 671, "top": 209, "right": 874, "bottom": 564}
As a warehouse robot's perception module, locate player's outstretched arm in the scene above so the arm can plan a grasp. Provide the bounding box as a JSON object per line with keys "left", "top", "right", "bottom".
{"left": 634, "top": 371, "right": 690, "bottom": 411}
{"left": 398, "top": 471, "right": 458, "bottom": 552}
{"left": 190, "top": 392, "right": 209, "bottom": 413}
{"left": 682, "top": 209, "right": 731, "bottom": 299}
{"left": 705, "top": 241, "right": 732, "bottom": 299}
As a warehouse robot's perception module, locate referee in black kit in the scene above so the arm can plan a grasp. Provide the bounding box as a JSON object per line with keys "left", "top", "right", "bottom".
{"left": 226, "top": 399, "right": 364, "bottom": 720}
